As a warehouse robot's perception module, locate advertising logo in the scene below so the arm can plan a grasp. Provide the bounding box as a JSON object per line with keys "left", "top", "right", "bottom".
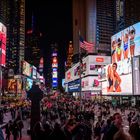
{"left": 96, "top": 57, "right": 104, "bottom": 62}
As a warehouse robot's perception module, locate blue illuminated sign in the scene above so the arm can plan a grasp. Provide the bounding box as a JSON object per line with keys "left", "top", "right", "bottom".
{"left": 68, "top": 79, "right": 80, "bottom": 92}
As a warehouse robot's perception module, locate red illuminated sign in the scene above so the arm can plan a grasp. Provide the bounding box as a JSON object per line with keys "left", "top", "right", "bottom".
{"left": 53, "top": 57, "right": 57, "bottom": 63}
{"left": 96, "top": 57, "right": 104, "bottom": 62}
{"left": 67, "top": 72, "right": 71, "bottom": 80}
{"left": 0, "top": 22, "right": 6, "bottom": 66}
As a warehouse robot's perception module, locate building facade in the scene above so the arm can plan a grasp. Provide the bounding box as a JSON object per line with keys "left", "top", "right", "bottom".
{"left": 25, "top": 29, "right": 41, "bottom": 68}
{"left": 0, "top": 0, "right": 25, "bottom": 74}
{"left": 72, "top": 0, "right": 115, "bottom": 56}
{"left": 115, "top": 0, "right": 140, "bottom": 32}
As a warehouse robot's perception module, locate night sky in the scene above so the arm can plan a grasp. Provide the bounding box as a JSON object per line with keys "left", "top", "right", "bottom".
{"left": 25, "top": 0, "right": 73, "bottom": 83}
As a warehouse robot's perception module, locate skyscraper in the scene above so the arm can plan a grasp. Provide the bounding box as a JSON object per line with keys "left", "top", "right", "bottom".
{"left": 72, "top": 0, "right": 115, "bottom": 56}
{"left": 0, "top": 0, "right": 25, "bottom": 74}
{"left": 116, "top": 0, "right": 140, "bottom": 32}
{"left": 66, "top": 41, "right": 74, "bottom": 70}
{"left": 25, "top": 28, "right": 42, "bottom": 68}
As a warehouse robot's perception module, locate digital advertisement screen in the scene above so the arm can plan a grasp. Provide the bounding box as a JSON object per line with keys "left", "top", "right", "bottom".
{"left": 62, "top": 79, "right": 65, "bottom": 88}
{"left": 68, "top": 79, "right": 80, "bottom": 92}
{"left": 74, "top": 66, "right": 80, "bottom": 76}
{"left": 0, "top": 22, "right": 6, "bottom": 66}
{"left": 22, "top": 61, "right": 31, "bottom": 77}
{"left": 132, "top": 56, "right": 140, "bottom": 95}
{"left": 52, "top": 71, "right": 57, "bottom": 78}
{"left": 52, "top": 78, "right": 58, "bottom": 83}
{"left": 52, "top": 52, "right": 57, "bottom": 57}
{"left": 52, "top": 63, "right": 58, "bottom": 68}
{"left": 17, "top": 79, "right": 22, "bottom": 93}
{"left": 111, "top": 22, "right": 140, "bottom": 63}
{"left": 82, "top": 76, "right": 101, "bottom": 91}
{"left": 32, "top": 66, "right": 37, "bottom": 79}
{"left": 8, "top": 79, "right": 17, "bottom": 93}
{"left": 101, "top": 59, "right": 132, "bottom": 95}
{"left": 52, "top": 83, "right": 58, "bottom": 87}
{"left": 25, "top": 78, "right": 33, "bottom": 91}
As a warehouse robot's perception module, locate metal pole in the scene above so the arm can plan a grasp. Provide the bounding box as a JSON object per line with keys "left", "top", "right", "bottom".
{"left": 79, "top": 31, "right": 82, "bottom": 111}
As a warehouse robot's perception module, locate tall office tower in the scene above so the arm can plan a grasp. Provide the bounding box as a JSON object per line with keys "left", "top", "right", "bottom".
{"left": 114, "top": 0, "right": 140, "bottom": 33}
{"left": 72, "top": 0, "right": 86, "bottom": 55}
{"left": 66, "top": 41, "right": 74, "bottom": 70}
{"left": 115, "top": 0, "right": 125, "bottom": 32}
{"left": 0, "top": 0, "right": 25, "bottom": 74}
{"left": 73, "top": 0, "right": 115, "bottom": 56}
{"left": 25, "top": 15, "right": 42, "bottom": 68}
{"left": 25, "top": 30, "right": 41, "bottom": 67}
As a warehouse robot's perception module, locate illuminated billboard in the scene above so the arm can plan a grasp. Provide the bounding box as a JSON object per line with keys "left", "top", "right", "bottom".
{"left": 68, "top": 79, "right": 80, "bottom": 92}
{"left": 52, "top": 51, "right": 58, "bottom": 88}
{"left": 111, "top": 22, "right": 140, "bottom": 63}
{"left": 132, "top": 56, "right": 140, "bottom": 95}
{"left": 8, "top": 78, "right": 22, "bottom": 94}
{"left": 22, "top": 61, "right": 31, "bottom": 77}
{"left": 101, "top": 59, "right": 132, "bottom": 95}
{"left": 8, "top": 79, "right": 17, "bottom": 93}
{"left": 82, "top": 76, "right": 101, "bottom": 91}
{"left": 25, "top": 78, "right": 33, "bottom": 91}
{"left": 31, "top": 66, "right": 37, "bottom": 79}
{"left": 17, "top": 79, "right": 22, "bottom": 93}
{"left": 0, "top": 22, "right": 6, "bottom": 66}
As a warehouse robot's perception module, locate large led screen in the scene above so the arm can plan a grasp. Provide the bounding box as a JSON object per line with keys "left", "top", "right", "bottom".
{"left": 82, "top": 76, "right": 101, "bottom": 91}
{"left": 25, "top": 78, "right": 33, "bottom": 91}
{"left": 101, "top": 59, "right": 132, "bottom": 95}
{"left": 8, "top": 79, "right": 17, "bottom": 93}
{"left": 111, "top": 22, "right": 140, "bottom": 63}
{"left": 132, "top": 56, "right": 140, "bottom": 95}
{"left": 32, "top": 66, "right": 37, "bottom": 79}
{"left": 0, "top": 22, "right": 6, "bottom": 66}
{"left": 17, "top": 79, "right": 22, "bottom": 93}
{"left": 22, "top": 61, "right": 31, "bottom": 77}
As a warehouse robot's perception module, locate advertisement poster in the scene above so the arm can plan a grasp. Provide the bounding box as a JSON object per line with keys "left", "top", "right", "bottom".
{"left": 101, "top": 59, "right": 132, "bottom": 95}
{"left": 32, "top": 66, "right": 37, "bottom": 79}
{"left": 82, "top": 76, "right": 101, "bottom": 92}
{"left": 22, "top": 61, "right": 31, "bottom": 77}
{"left": 26, "top": 78, "right": 33, "bottom": 91}
{"left": 0, "top": 22, "right": 6, "bottom": 66}
{"left": 111, "top": 22, "right": 140, "bottom": 63}
{"left": 8, "top": 79, "right": 17, "bottom": 93}
{"left": 68, "top": 79, "right": 80, "bottom": 92}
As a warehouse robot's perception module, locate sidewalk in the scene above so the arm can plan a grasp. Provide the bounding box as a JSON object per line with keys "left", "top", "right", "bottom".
{"left": 0, "top": 112, "right": 12, "bottom": 129}
{"left": 1, "top": 112, "right": 31, "bottom": 140}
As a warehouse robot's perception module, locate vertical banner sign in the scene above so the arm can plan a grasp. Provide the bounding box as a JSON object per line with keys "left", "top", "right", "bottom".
{"left": 133, "top": 57, "right": 140, "bottom": 95}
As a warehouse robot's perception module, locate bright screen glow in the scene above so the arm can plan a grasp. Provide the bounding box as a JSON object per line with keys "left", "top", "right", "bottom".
{"left": 101, "top": 59, "right": 132, "bottom": 95}
{"left": 26, "top": 78, "right": 33, "bottom": 91}
{"left": 0, "top": 22, "right": 6, "bottom": 66}
{"left": 22, "top": 61, "right": 31, "bottom": 76}
{"left": 111, "top": 22, "right": 140, "bottom": 63}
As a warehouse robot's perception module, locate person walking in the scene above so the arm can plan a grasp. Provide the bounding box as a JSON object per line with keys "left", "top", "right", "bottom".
{"left": 0, "top": 127, "right": 4, "bottom": 140}
{"left": 5, "top": 120, "right": 12, "bottom": 140}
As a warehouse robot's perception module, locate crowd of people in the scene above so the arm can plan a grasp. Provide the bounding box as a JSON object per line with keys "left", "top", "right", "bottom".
{"left": 0, "top": 94, "right": 140, "bottom": 140}
{"left": 32, "top": 95, "right": 140, "bottom": 140}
